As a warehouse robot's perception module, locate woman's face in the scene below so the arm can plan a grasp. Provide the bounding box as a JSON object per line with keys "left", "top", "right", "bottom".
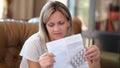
{"left": 46, "top": 11, "right": 70, "bottom": 41}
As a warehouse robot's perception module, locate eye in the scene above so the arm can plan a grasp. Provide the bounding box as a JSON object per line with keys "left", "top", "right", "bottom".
{"left": 47, "top": 23, "right": 54, "bottom": 27}
{"left": 58, "top": 21, "right": 64, "bottom": 25}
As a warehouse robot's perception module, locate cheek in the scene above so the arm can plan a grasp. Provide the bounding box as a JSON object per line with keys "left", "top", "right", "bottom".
{"left": 46, "top": 26, "right": 52, "bottom": 34}
{"left": 62, "top": 24, "right": 70, "bottom": 33}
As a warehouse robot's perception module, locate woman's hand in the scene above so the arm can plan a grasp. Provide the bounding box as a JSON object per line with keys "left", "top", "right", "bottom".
{"left": 84, "top": 45, "right": 100, "bottom": 62}
{"left": 39, "top": 52, "right": 55, "bottom": 68}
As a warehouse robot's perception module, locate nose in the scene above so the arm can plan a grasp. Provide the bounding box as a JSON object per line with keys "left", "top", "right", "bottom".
{"left": 53, "top": 25, "right": 60, "bottom": 31}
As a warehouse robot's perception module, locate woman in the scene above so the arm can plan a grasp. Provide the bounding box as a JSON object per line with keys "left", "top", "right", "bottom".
{"left": 20, "top": 1, "right": 100, "bottom": 68}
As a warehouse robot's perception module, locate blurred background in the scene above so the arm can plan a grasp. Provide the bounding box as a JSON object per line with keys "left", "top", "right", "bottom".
{"left": 0, "top": 0, "right": 119, "bottom": 32}
{"left": 0, "top": 0, "right": 90, "bottom": 31}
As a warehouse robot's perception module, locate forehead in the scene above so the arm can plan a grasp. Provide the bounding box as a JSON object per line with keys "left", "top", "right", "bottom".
{"left": 47, "top": 11, "right": 67, "bottom": 22}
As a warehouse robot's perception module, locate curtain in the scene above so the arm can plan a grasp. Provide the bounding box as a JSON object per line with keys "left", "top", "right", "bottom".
{"left": 12, "top": 0, "right": 34, "bottom": 20}
{"left": 7, "top": 0, "right": 12, "bottom": 18}
{"left": 7, "top": 0, "right": 34, "bottom": 20}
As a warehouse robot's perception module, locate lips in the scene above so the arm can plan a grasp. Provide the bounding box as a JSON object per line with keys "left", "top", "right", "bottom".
{"left": 54, "top": 33, "right": 62, "bottom": 36}
{"left": 54, "top": 32, "right": 64, "bottom": 38}
{"left": 51, "top": 33, "right": 65, "bottom": 40}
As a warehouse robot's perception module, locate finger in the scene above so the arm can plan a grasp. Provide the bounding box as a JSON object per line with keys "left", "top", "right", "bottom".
{"left": 86, "top": 52, "right": 97, "bottom": 60}
{"left": 39, "top": 55, "right": 55, "bottom": 63}
{"left": 39, "top": 57, "right": 55, "bottom": 68}
{"left": 86, "top": 50, "right": 100, "bottom": 61}
{"left": 49, "top": 64, "right": 54, "bottom": 68}
{"left": 45, "top": 59, "right": 55, "bottom": 67}
{"left": 48, "top": 52, "right": 55, "bottom": 57}
{"left": 88, "top": 54, "right": 100, "bottom": 62}
{"left": 40, "top": 52, "right": 55, "bottom": 59}
{"left": 87, "top": 51, "right": 97, "bottom": 58}
{"left": 85, "top": 46, "right": 96, "bottom": 56}
{"left": 84, "top": 45, "right": 100, "bottom": 60}
{"left": 40, "top": 52, "right": 49, "bottom": 57}
{"left": 39, "top": 53, "right": 55, "bottom": 68}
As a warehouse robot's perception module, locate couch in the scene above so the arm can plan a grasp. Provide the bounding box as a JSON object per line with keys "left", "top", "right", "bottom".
{"left": 0, "top": 17, "right": 82, "bottom": 68}
{"left": 0, "top": 18, "right": 119, "bottom": 68}
{"left": 100, "top": 51, "right": 120, "bottom": 68}
{"left": 94, "top": 31, "right": 120, "bottom": 68}
{"left": 0, "top": 19, "right": 38, "bottom": 68}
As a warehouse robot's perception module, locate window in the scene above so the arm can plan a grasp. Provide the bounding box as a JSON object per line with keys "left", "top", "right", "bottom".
{"left": 68, "top": 0, "right": 90, "bottom": 31}
{"left": 76, "top": 0, "right": 90, "bottom": 30}
{"left": 0, "top": 0, "right": 4, "bottom": 18}
{"left": 0, "top": 0, "right": 7, "bottom": 18}
{"left": 48, "top": 0, "right": 68, "bottom": 6}
{"left": 95, "top": 0, "right": 120, "bottom": 32}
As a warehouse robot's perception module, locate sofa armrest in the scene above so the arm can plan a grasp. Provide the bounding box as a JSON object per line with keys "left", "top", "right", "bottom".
{"left": 101, "top": 51, "right": 120, "bottom": 68}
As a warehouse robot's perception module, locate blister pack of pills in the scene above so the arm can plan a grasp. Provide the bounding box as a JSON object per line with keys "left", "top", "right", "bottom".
{"left": 70, "top": 48, "right": 86, "bottom": 68}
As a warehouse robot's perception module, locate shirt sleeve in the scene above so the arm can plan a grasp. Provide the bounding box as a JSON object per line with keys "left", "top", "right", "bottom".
{"left": 20, "top": 35, "right": 43, "bottom": 62}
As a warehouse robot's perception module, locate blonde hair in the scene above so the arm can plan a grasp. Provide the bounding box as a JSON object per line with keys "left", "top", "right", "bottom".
{"left": 38, "top": 1, "right": 73, "bottom": 45}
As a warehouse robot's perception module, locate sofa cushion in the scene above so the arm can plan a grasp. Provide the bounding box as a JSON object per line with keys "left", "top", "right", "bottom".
{"left": 0, "top": 19, "right": 38, "bottom": 68}
{"left": 101, "top": 51, "right": 120, "bottom": 68}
